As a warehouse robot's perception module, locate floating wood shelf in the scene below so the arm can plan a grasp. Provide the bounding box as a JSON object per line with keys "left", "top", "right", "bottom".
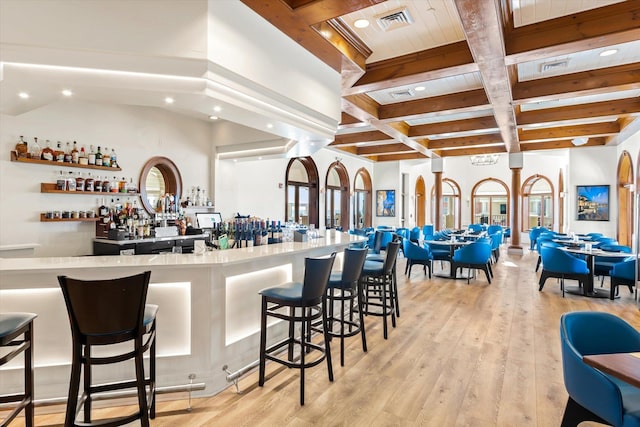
{"left": 40, "top": 214, "right": 100, "bottom": 222}
{"left": 11, "top": 151, "right": 122, "bottom": 171}
{"left": 40, "top": 183, "right": 139, "bottom": 196}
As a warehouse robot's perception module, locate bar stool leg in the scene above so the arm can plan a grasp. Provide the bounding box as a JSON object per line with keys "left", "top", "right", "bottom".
{"left": 150, "top": 324, "right": 156, "bottom": 419}
{"left": 84, "top": 345, "right": 92, "bottom": 423}
{"left": 299, "top": 308, "right": 306, "bottom": 406}
{"left": 357, "top": 281, "right": 367, "bottom": 353}
{"left": 340, "top": 291, "right": 345, "bottom": 366}
{"left": 134, "top": 345, "right": 150, "bottom": 427}
{"left": 258, "top": 298, "right": 267, "bottom": 387}
{"left": 66, "top": 343, "right": 82, "bottom": 426}
{"left": 322, "top": 296, "right": 334, "bottom": 383}
{"left": 25, "top": 322, "right": 35, "bottom": 427}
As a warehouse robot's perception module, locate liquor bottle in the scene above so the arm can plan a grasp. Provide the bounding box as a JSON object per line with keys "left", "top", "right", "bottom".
{"left": 102, "top": 147, "right": 111, "bottom": 167}
{"left": 55, "top": 141, "right": 64, "bottom": 162}
{"left": 41, "top": 139, "right": 55, "bottom": 161}
{"left": 88, "top": 145, "right": 96, "bottom": 165}
{"left": 66, "top": 171, "right": 76, "bottom": 191}
{"left": 56, "top": 170, "right": 67, "bottom": 190}
{"left": 15, "top": 135, "right": 28, "bottom": 158}
{"left": 78, "top": 146, "right": 88, "bottom": 165}
{"left": 103, "top": 176, "right": 111, "bottom": 193}
{"left": 85, "top": 173, "right": 94, "bottom": 192}
{"left": 119, "top": 177, "right": 127, "bottom": 193}
{"left": 127, "top": 178, "right": 137, "bottom": 194}
{"left": 99, "top": 198, "right": 109, "bottom": 222}
{"left": 110, "top": 148, "right": 118, "bottom": 168}
{"left": 29, "top": 137, "right": 42, "bottom": 160}
{"left": 94, "top": 175, "right": 103, "bottom": 192}
{"left": 111, "top": 176, "right": 119, "bottom": 193}
{"left": 71, "top": 141, "right": 79, "bottom": 163}
{"left": 64, "top": 142, "right": 72, "bottom": 163}
{"left": 95, "top": 146, "right": 103, "bottom": 166}
{"left": 75, "top": 172, "right": 85, "bottom": 191}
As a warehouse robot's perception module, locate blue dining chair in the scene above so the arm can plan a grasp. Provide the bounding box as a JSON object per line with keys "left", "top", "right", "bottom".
{"left": 422, "top": 225, "right": 434, "bottom": 241}
{"left": 594, "top": 244, "right": 632, "bottom": 287}
{"left": 450, "top": 241, "right": 492, "bottom": 284}
{"left": 409, "top": 227, "right": 421, "bottom": 243}
{"left": 560, "top": 311, "right": 640, "bottom": 427}
{"left": 486, "top": 224, "right": 502, "bottom": 236}
{"left": 529, "top": 226, "right": 548, "bottom": 250}
{"left": 538, "top": 246, "right": 589, "bottom": 297}
{"left": 403, "top": 238, "right": 433, "bottom": 278}
{"left": 535, "top": 239, "right": 562, "bottom": 272}
{"left": 468, "top": 223, "right": 483, "bottom": 233}
{"left": 609, "top": 257, "right": 637, "bottom": 300}
{"left": 489, "top": 231, "right": 503, "bottom": 262}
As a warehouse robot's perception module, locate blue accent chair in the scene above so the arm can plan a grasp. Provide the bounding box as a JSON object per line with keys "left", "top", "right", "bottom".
{"left": 535, "top": 238, "right": 562, "bottom": 272}
{"left": 409, "top": 227, "right": 421, "bottom": 243}
{"left": 450, "top": 241, "right": 493, "bottom": 284}
{"left": 503, "top": 227, "right": 511, "bottom": 242}
{"left": 489, "top": 231, "right": 503, "bottom": 262}
{"left": 468, "top": 223, "right": 483, "bottom": 233}
{"left": 487, "top": 224, "right": 502, "bottom": 236}
{"left": 594, "top": 244, "right": 632, "bottom": 286}
{"left": 403, "top": 238, "right": 433, "bottom": 278}
{"left": 529, "top": 226, "right": 548, "bottom": 250}
{"left": 609, "top": 257, "right": 638, "bottom": 300}
{"left": 538, "top": 246, "right": 589, "bottom": 297}
{"left": 560, "top": 311, "right": 640, "bottom": 427}
{"left": 422, "top": 225, "right": 434, "bottom": 241}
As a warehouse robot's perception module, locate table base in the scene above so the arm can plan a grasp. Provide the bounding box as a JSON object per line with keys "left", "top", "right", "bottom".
{"left": 564, "top": 286, "right": 610, "bottom": 299}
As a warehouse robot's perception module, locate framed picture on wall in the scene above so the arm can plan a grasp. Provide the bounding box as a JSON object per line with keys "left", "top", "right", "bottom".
{"left": 376, "top": 190, "right": 395, "bottom": 217}
{"left": 576, "top": 185, "right": 609, "bottom": 221}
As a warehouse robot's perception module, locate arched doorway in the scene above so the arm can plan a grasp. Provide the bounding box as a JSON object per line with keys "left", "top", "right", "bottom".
{"left": 471, "top": 178, "right": 510, "bottom": 226}
{"left": 285, "top": 157, "right": 319, "bottom": 226}
{"left": 430, "top": 178, "right": 461, "bottom": 228}
{"left": 617, "top": 151, "right": 634, "bottom": 247}
{"left": 325, "top": 161, "right": 350, "bottom": 230}
{"left": 558, "top": 170, "right": 565, "bottom": 233}
{"left": 415, "top": 176, "right": 426, "bottom": 226}
{"left": 354, "top": 168, "right": 372, "bottom": 228}
{"left": 521, "top": 174, "right": 554, "bottom": 231}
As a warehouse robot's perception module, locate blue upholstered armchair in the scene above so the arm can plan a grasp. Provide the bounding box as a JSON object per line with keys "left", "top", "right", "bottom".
{"left": 609, "top": 257, "right": 637, "bottom": 300}
{"left": 538, "top": 246, "right": 589, "bottom": 297}
{"left": 409, "top": 227, "right": 421, "bottom": 243}
{"left": 560, "top": 311, "right": 640, "bottom": 426}
{"left": 468, "top": 223, "right": 483, "bottom": 233}
{"left": 486, "top": 224, "right": 502, "bottom": 236}
{"left": 528, "top": 226, "right": 548, "bottom": 250}
{"left": 489, "top": 231, "right": 503, "bottom": 262}
{"left": 594, "top": 244, "right": 632, "bottom": 288}
{"left": 450, "top": 241, "right": 492, "bottom": 284}
{"left": 403, "top": 239, "right": 432, "bottom": 278}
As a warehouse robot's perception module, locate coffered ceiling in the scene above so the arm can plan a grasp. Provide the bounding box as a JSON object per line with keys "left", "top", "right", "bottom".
{"left": 241, "top": 0, "right": 640, "bottom": 162}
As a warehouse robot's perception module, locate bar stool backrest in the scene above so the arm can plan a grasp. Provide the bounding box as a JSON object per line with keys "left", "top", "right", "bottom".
{"left": 58, "top": 271, "right": 151, "bottom": 346}
{"left": 341, "top": 248, "right": 368, "bottom": 285}
{"left": 302, "top": 253, "right": 336, "bottom": 302}
{"left": 382, "top": 241, "right": 401, "bottom": 274}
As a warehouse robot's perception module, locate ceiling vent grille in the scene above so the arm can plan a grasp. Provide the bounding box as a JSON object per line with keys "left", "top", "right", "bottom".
{"left": 376, "top": 7, "right": 414, "bottom": 31}
{"left": 389, "top": 89, "right": 414, "bottom": 99}
{"left": 541, "top": 60, "right": 568, "bottom": 72}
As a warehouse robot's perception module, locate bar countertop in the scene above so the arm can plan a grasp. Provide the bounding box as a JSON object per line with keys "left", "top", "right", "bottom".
{"left": 0, "top": 232, "right": 365, "bottom": 272}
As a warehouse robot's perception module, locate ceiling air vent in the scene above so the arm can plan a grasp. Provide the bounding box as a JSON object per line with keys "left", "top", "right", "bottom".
{"left": 376, "top": 7, "right": 414, "bottom": 31}
{"left": 389, "top": 89, "right": 414, "bottom": 99}
{"left": 541, "top": 60, "right": 568, "bottom": 72}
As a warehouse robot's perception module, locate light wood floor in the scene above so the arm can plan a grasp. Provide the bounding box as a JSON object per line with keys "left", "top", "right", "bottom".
{"left": 8, "top": 247, "right": 640, "bottom": 426}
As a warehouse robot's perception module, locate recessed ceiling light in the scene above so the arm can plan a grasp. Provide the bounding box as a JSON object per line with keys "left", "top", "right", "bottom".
{"left": 213, "top": 105, "right": 222, "bottom": 112}
{"left": 599, "top": 49, "right": 618, "bottom": 57}
{"left": 354, "top": 19, "right": 370, "bottom": 29}
{"left": 164, "top": 97, "right": 174, "bottom": 104}
{"left": 266, "top": 123, "right": 273, "bottom": 129}
{"left": 414, "top": 86, "right": 426, "bottom": 91}
{"left": 571, "top": 137, "right": 589, "bottom": 146}
{"left": 62, "top": 89, "right": 73, "bottom": 97}
{"left": 18, "top": 92, "right": 29, "bottom": 99}
{"left": 209, "top": 115, "right": 219, "bottom": 120}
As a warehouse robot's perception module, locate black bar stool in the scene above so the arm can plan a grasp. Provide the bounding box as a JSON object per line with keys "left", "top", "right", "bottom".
{"left": 258, "top": 253, "right": 336, "bottom": 405}
{"left": 360, "top": 241, "right": 401, "bottom": 339}
{"left": 325, "top": 247, "right": 368, "bottom": 366}
{"left": 57, "top": 271, "right": 157, "bottom": 427}
{"left": 0, "top": 312, "right": 37, "bottom": 427}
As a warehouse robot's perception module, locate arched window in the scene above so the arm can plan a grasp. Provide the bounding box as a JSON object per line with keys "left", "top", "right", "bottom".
{"left": 430, "top": 178, "right": 461, "bottom": 228}
{"left": 471, "top": 178, "right": 510, "bottom": 226}
{"left": 617, "top": 151, "right": 634, "bottom": 247}
{"left": 285, "top": 157, "right": 319, "bottom": 226}
{"left": 522, "top": 174, "right": 554, "bottom": 231}
{"left": 325, "top": 161, "right": 350, "bottom": 230}
{"left": 415, "top": 176, "right": 426, "bottom": 226}
{"left": 354, "top": 168, "right": 372, "bottom": 228}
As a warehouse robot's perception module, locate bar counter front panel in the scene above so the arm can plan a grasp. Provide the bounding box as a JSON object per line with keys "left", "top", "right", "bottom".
{"left": 0, "top": 232, "right": 361, "bottom": 401}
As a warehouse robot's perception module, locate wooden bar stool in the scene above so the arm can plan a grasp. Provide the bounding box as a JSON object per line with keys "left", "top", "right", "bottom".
{"left": 57, "top": 271, "right": 157, "bottom": 427}
{"left": 325, "top": 248, "right": 368, "bottom": 366}
{"left": 0, "top": 312, "right": 37, "bottom": 427}
{"left": 258, "top": 253, "right": 336, "bottom": 405}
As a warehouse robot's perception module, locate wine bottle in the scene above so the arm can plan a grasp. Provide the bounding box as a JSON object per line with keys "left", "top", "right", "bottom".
{"left": 95, "top": 146, "right": 103, "bottom": 166}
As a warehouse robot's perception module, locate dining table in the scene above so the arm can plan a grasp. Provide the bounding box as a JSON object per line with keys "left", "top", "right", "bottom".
{"left": 583, "top": 352, "right": 640, "bottom": 388}
{"left": 424, "top": 239, "right": 473, "bottom": 279}
{"left": 561, "top": 247, "right": 634, "bottom": 299}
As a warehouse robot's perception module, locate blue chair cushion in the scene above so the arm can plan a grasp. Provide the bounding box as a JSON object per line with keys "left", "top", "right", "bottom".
{"left": 144, "top": 304, "right": 159, "bottom": 328}
{"left": 260, "top": 282, "right": 304, "bottom": 302}
{"left": 0, "top": 312, "right": 37, "bottom": 339}
{"left": 366, "top": 253, "right": 385, "bottom": 263}
{"left": 327, "top": 272, "right": 347, "bottom": 289}
{"left": 362, "top": 261, "right": 384, "bottom": 275}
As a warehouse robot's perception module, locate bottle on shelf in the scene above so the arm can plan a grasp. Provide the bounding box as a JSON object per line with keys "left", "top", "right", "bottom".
{"left": 94, "top": 175, "right": 103, "bottom": 192}
{"left": 110, "top": 148, "right": 118, "bottom": 168}
{"left": 64, "top": 142, "right": 72, "bottom": 163}
{"left": 55, "top": 141, "right": 65, "bottom": 162}
{"left": 88, "top": 145, "right": 96, "bottom": 165}
{"left": 56, "top": 170, "right": 67, "bottom": 190}
{"left": 66, "top": 171, "right": 76, "bottom": 191}
{"left": 75, "top": 172, "right": 85, "bottom": 191}
{"left": 110, "top": 176, "right": 119, "bottom": 193}
{"left": 30, "top": 137, "right": 42, "bottom": 160}
{"left": 102, "top": 147, "right": 111, "bottom": 167}
{"left": 41, "top": 139, "right": 55, "bottom": 161}
{"left": 127, "top": 178, "right": 137, "bottom": 194}
{"left": 15, "top": 135, "right": 28, "bottom": 158}
{"left": 95, "top": 146, "right": 103, "bottom": 166}
{"left": 119, "top": 177, "right": 127, "bottom": 193}
{"left": 85, "top": 173, "right": 94, "bottom": 192}
{"left": 71, "top": 141, "right": 79, "bottom": 164}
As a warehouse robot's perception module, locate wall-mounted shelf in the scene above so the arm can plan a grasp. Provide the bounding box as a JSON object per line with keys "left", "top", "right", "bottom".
{"left": 11, "top": 151, "right": 121, "bottom": 171}
{"left": 40, "top": 214, "right": 99, "bottom": 222}
{"left": 40, "top": 183, "right": 139, "bottom": 196}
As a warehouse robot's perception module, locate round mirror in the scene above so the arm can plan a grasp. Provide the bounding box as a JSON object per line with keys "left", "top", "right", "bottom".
{"left": 139, "top": 157, "right": 182, "bottom": 214}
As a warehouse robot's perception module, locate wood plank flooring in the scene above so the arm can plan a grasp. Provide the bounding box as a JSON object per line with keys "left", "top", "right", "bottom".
{"left": 8, "top": 247, "right": 640, "bottom": 426}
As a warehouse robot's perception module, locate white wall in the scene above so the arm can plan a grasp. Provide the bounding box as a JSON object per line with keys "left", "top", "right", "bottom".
{"left": 0, "top": 102, "right": 211, "bottom": 256}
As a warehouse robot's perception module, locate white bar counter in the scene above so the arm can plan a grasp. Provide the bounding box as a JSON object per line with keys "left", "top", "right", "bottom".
{"left": 0, "top": 232, "right": 364, "bottom": 402}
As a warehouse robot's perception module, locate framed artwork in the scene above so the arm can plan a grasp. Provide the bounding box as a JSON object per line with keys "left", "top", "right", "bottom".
{"left": 376, "top": 190, "right": 395, "bottom": 217}
{"left": 576, "top": 185, "right": 609, "bottom": 221}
